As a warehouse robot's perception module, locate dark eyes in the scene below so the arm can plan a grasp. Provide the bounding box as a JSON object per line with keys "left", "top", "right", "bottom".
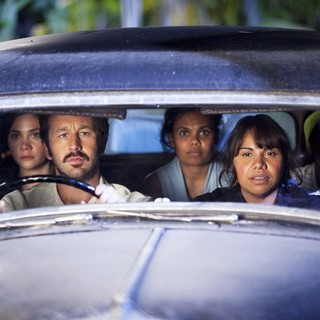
{"left": 239, "top": 150, "right": 279, "bottom": 158}
{"left": 9, "top": 133, "right": 20, "bottom": 140}
{"left": 58, "top": 131, "right": 92, "bottom": 138}
{"left": 30, "top": 132, "right": 41, "bottom": 140}
{"left": 178, "top": 129, "right": 189, "bottom": 137}
{"left": 178, "top": 128, "right": 212, "bottom": 137}
{"left": 9, "top": 131, "right": 41, "bottom": 140}
{"left": 200, "top": 129, "right": 211, "bottom": 137}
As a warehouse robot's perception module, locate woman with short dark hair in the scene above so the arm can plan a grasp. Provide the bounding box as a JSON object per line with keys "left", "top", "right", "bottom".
{"left": 194, "top": 114, "right": 320, "bottom": 210}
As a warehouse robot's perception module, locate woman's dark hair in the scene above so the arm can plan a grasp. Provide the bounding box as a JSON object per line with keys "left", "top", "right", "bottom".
{"left": 0, "top": 113, "right": 30, "bottom": 182}
{"left": 2, "top": 113, "right": 26, "bottom": 150}
{"left": 219, "top": 114, "right": 301, "bottom": 188}
{"left": 160, "top": 108, "right": 222, "bottom": 149}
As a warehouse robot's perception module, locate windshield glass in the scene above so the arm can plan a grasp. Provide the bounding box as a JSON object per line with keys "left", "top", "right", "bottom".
{"left": 0, "top": 108, "right": 319, "bottom": 213}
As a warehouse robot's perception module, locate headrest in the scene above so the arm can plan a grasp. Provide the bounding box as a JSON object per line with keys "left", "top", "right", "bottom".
{"left": 304, "top": 111, "right": 320, "bottom": 144}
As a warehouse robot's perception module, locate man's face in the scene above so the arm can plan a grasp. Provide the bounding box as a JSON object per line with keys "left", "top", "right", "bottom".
{"left": 46, "top": 115, "right": 100, "bottom": 181}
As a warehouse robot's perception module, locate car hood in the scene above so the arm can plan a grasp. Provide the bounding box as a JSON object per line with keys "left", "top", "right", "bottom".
{"left": 0, "top": 203, "right": 320, "bottom": 319}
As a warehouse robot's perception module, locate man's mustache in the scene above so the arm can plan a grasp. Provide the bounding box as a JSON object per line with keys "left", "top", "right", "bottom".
{"left": 63, "top": 151, "right": 90, "bottom": 162}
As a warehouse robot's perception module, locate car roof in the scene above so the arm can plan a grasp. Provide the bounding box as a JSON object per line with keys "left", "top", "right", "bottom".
{"left": 0, "top": 26, "right": 320, "bottom": 116}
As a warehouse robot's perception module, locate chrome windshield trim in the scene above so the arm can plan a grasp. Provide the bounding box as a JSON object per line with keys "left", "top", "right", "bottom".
{"left": 0, "top": 91, "right": 320, "bottom": 112}
{"left": 0, "top": 202, "right": 319, "bottom": 228}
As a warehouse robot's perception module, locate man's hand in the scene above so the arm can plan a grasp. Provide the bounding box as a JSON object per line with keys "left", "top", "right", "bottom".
{"left": 154, "top": 197, "right": 171, "bottom": 203}
{"left": 0, "top": 200, "right": 6, "bottom": 213}
{"left": 94, "top": 184, "right": 127, "bottom": 203}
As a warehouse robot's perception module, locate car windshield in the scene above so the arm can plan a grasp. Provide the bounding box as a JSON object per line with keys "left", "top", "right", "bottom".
{"left": 0, "top": 26, "right": 319, "bottom": 216}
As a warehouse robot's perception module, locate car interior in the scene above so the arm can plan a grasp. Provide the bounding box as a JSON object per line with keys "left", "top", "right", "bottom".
{"left": 0, "top": 108, "right": 312, "bottom": 197}
{"left": 97, "top": 108, "right": 310, "bottom": 196}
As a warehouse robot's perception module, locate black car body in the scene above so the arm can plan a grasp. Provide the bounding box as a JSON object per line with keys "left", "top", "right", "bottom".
{"left": 0, "top": 26, "right": 320, "bottom": 319}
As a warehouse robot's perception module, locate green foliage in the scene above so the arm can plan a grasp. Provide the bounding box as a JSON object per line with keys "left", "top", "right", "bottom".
{"left": 0, "top": 0, "right": 31, "bottom": 41}
{"left": 201, "top": 0, "right": 245, "bottom": 25}
{"left": 0, "top": 0, "right": 319, "bottom": 42}
{"left": 259, "top": 0, "right": 320, "bottom": 29}
{"left": 60, "top": 0, "right": 121, "bottom": 32}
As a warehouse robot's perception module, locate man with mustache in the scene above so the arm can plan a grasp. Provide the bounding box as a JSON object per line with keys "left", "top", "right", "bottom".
{"left": 0, "top": 114, "right": 151, "bottom": 211}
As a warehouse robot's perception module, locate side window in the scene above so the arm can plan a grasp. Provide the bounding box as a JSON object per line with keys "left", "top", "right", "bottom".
{"left": 105, "top": 109, "right": 296, "bottom": 154}
{"left": 105, "top": 109, "right": 165, "bottom": 154}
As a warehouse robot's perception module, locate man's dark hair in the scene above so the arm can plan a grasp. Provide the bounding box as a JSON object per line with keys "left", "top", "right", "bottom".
{"left": 39, "top": 114, "right": 109, "bottom": 151}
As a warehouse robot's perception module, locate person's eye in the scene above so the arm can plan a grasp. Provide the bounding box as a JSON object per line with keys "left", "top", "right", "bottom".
{"left": 58, "top": 132, "right": 68, "bottom": 138}
{"left": 178, "top": 129, "right": 189, "bottom": 137}
{"left": 79, "top": 131, "right": 91, "bottom": 137}
{"left": 9, "top": 133, "right": 20, "bottom": 140}
{"left": 241, "top": 152, "right": 252, "bottom": 157}
{"left": 265, "top": 150, "right": 278, "bottom": 157}
{"left": 199, "top": 129, "right": 212, "bottom": 137}
{"left": 31, "top": 132, "right": 41, "bottom": 140}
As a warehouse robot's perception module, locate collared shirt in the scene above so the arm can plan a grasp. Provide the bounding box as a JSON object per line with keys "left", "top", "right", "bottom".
{"left": 2, "top": 176, "right": 151, "bottom": 212}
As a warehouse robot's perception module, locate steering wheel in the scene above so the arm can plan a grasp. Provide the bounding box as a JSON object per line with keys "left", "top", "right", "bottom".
{"left": 0, "top": 175, "right": 97, "bottom": 199}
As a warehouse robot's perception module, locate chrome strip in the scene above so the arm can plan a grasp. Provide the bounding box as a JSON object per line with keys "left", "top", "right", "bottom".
{"left": 109, "top": 227, "right": 165, "bottom": 317}
{"left": 0, "top": 91, "right": 320, "bottom": 111}
{"left": 1, "top": 202, "right": 319, "bottom": 227}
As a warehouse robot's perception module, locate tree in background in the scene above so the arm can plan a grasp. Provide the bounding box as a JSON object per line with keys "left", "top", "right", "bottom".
{"left": 0, "top": 0, "right": 70, "bottom": 41}
{"left": 1, "top": 0, "right": 320, "bottom": 41}
{"left": 260, "top": 0, "right": 320, "bottom": 29}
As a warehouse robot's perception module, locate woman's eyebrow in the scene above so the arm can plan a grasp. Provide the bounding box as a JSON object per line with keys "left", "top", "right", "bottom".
{"left": 239, "top": 147, "right": 253, "bottom": 150}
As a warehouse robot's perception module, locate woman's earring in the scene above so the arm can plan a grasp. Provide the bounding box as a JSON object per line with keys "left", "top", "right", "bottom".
{"left": 0, "top": 150, "right": 10, "bottom": 159}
